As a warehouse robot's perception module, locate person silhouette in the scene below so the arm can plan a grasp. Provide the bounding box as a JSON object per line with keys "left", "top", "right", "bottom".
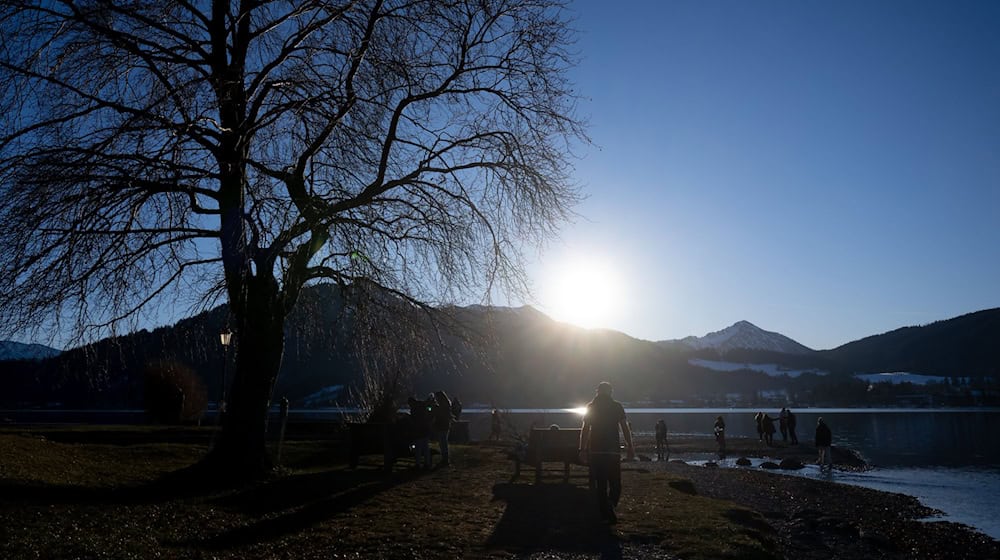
{"left": 579, "top": 382, "right": 634, "bottom": 524}
{"left": 714, "top": 415, "right": 726, "bottom": 459}
{"left": 815, "top": 417, "right": 833, "bottom": 471}
{"left": 655, "top": 419, "right": 668, "bottom": 461}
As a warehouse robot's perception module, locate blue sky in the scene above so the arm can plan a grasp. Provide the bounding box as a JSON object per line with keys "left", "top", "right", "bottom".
{"left": 527, "top": 0, "right": 1000, "bottom": 349}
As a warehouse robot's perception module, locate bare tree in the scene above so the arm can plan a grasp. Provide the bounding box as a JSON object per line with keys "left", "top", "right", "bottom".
{"left": 0, "top": 0, "right": 584, "bottom": 477}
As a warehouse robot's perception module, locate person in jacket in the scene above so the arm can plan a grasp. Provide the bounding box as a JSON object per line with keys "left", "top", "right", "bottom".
{"left": 815, "top": 417, "right": 833, "bottom": 471}
{"left": 762, "top": 413, "right": 776, "bottom": 446}
{"left": 430, "top": 391, "right": 453, "bottom": 467}
{"left": 579, "top": 382, "right": 634, "bottom": 524}
{"left": 654, "top": 419, "right": 668, "bottom": 461}
{"left": 408, "top": 395, "right": 433, "bottom": 469}
{"left": 713, "top": 415, "right": 726, "bottom": 459}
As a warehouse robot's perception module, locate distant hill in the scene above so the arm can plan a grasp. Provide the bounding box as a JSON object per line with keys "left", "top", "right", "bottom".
{"left": 662, "top": 320, "right": 815, "bottom": 355}
{"left": 0, "top": 341, "right": 61, "bottom": 361}
{"left": 820, "top": 308, "right": 1000, "bottom": 377}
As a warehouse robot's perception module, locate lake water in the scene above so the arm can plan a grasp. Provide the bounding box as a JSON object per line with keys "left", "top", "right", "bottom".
{"left": 460, "top": 407, "right": 1000, "bottom": 541}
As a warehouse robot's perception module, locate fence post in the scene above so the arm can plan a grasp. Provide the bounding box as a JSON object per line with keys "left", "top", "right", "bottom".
{"left": 276, "top": 397, "right": 290, "bottom": 465}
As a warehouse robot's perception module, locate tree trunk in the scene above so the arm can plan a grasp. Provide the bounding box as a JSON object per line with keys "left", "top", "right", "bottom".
{"left": 201, "top": 279, "right": 286, "bottom": 480}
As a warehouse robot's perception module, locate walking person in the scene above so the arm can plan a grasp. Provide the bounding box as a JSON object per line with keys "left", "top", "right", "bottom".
{"left": 654, "top": 419, "right": 668, "bottom": 461}
{"left": 787, "top": 408, "right": 799, "bottom": 445}
{"left": 779, "top": 407, "right": 789, "bottom": 442}
{"left": 815, "top": 417, "right": 833, "bottom": 472}
{"left": 754, "top": 412, "right": 764, "bottom": 442}
{"left": 407, "top": 395, "right": 432, "bottom": 469}
{"left": 579, "top": 382, "right": 635, "bottom": 524}
{"left": 762, "top": 413, "right": 776, "bottom": 446}
{"left": 489, "top": 408, "right": 503, "bottom": 441}
{"left": 430, "top": 391, "right": 454, "bottom": 467}
{"left": 713, "top": 415, "right": 726, "bottom": 459}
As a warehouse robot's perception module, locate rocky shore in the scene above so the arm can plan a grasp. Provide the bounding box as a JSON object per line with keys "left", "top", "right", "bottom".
{"left": 634, "top": 434, "right": 999, "bottom": 559}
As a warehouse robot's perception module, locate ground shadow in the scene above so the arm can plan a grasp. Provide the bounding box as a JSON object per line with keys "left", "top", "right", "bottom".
{"left": 19, "top": 427, "right": 213, "bottom": 446}
{"left": 488, "top": 482, "right": 622, "bottom": 558}
{"left": 175, "top": 465, "right": 416, "bottom": 550}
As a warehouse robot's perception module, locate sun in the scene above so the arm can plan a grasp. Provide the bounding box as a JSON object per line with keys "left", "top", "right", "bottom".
{"left": 540, "top": 256, "right": 623, "bottom": 329}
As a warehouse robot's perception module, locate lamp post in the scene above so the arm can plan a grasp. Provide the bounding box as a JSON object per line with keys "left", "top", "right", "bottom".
{"left": 219, "top": 329, "right": 232, "bottom": 419}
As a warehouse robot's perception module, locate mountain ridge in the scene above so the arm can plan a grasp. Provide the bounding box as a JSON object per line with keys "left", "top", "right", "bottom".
{"left": 0, "top": 341, "right": 62, "bottom": 361}
{"left": 662, "top": 319, "right": 815, "bottom": 355}
{"left": 0, "top": 290, "right": 996, "bottom": 408}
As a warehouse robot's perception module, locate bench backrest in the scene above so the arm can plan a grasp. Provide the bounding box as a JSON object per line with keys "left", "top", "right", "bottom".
{"left": 526, "top": 427, "right": 581, "bottom": 463}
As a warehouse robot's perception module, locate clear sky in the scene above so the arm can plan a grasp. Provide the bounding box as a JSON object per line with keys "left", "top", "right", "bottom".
{"left": 527, "top": 0, "right": 1000, "bottom": 350}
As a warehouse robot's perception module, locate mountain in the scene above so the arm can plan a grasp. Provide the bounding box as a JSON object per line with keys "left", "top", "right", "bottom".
{"left": 664, "top": 320, "right": 815, "bottom": 355}
{"left": 1, "top": 287, "right": 996, "bottom": 409}
{"left": 821, "top": 308, "right": 1000, "bottom": 377}
{"left": 0, "top": 341, "right": 62, "bottom": 361}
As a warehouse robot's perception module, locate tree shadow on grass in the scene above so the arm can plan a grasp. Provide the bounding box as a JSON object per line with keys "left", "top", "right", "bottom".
{"left": 174, "top": 465, "right": 416, "bottom": 550}
{"left": 0, "top": 480, "right": 134, "bottom": 505}
{"left": 489, "top": 482, "right": 623, "bottom": 559}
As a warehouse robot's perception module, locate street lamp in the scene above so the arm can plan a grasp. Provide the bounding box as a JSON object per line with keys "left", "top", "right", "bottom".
{"left": 219, "top": 329, "right": 232, "bottom": 416}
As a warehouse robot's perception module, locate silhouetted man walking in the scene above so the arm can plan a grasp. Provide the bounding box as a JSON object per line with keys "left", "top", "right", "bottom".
{"left": 579, "top": 382, "right": 634, "bottom": 524}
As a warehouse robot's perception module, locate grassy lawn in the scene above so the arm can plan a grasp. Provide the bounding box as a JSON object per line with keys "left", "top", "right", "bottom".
{"left": 0, "top": 425, "right": 778, "bottom": 559}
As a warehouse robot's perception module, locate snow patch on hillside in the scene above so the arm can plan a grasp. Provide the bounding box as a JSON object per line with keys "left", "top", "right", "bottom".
{"left": 854, "top": 372, "right": 949, "bottom": 386}
{"left": 690, "top": 358, "right": 829, "bottom": 377}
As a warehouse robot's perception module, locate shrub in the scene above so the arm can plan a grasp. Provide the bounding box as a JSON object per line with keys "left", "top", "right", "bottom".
{"left": 143, "top": 360, "right": 207, "bottom": 424}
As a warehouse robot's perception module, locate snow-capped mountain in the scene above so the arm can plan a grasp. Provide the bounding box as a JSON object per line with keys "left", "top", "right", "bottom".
{"left": 0, "top": 341, "right": 62, "bottom": 361}
{"left": 666, "top": 320, "right": 814, "bottom": 355}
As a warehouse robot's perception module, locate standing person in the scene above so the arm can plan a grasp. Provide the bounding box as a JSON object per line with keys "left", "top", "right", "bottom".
{"left": 489, "top": 408, "right": 503, "bottom": 441}
{"left": 762, "top": 413, "right": 776, "bottom": 446}
{"left": 754, "top": 412, "right": 764, "bottom": 442}
{"left": 408, "top": 395, "right": 432, "bottom": 469}
{"left": 787, "top": 408, "right": 798, "bottom": 445}
{"left": 713, "top": 415, "right": 726, "bottom": 459}
{"left": 579, "top": 382, "right": 635, "bottom": 524}
{"left": 779, "top": 408, "right": 789, "bottom": 442}
{"left": 430, "top": 391, "right": 453, "bottom": 467}
{"left": 815, "top": 417, "right": 833, "bottom": 471}
{"left": 654, "top": 419, "right": 668, "bottom": 461}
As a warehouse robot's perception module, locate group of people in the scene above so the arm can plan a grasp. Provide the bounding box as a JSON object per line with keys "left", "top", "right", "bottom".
{"left": 753, "top": 407, "right": 799, "bottom": 446}
{"left": 407, "top": 391, "right": 461, "bottom": 469}
{"left": 418, "top": 382, "right": 834, "bottom": 524}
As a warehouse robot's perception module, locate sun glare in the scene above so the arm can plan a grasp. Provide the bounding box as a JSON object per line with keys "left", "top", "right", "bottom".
{"left": 541, "top": 256, "right": 623, "bottom": 329}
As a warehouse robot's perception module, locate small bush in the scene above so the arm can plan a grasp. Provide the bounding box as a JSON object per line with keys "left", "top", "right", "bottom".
{"left": 143, "top": 360, "right": 207, "bottom": 424}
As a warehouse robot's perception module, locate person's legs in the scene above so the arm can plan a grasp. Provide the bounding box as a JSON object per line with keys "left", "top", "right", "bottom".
{"left": 608, "top": 458, "right": 622, "bottom": 509}
{"left": 414, "top": 437, "right": 429, "bottom": 468}
{"left": 437, "top": 430, "right": 450, "bottom": 465}
{"left": 591, "top": 455, "right": 614, "bottom": 521}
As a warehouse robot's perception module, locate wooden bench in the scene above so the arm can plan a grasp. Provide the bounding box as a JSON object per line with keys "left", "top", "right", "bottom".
{"left": 512, "top": 427, "right": 587, "bottom": 483}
